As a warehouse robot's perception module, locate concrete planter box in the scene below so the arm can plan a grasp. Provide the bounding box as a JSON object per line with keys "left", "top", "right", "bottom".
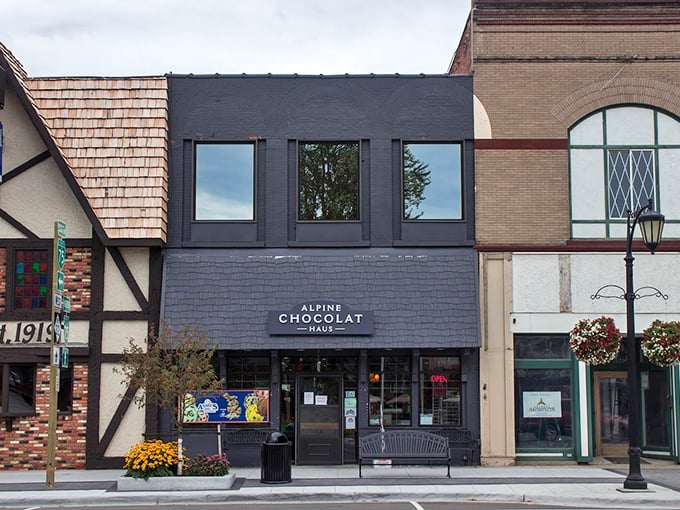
{"left": 117, "top": 473, "right": 236, "bottom": 491}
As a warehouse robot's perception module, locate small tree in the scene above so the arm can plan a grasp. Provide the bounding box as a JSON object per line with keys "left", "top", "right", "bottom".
{"left": 117, "top": 321, "right": 222, "bottom": 475}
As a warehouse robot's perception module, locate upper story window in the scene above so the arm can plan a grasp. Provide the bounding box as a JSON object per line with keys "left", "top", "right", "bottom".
{"left": 195, "top": 143, "right": 255, "bottom": 221}
{"left": 298, "top": 142, "right": 359, "bottom": 221}
{"left": 402, "top": 142, "right": 462, "bottom": 220}
{"left": 15, "top": 249, "right": 49, "bottom": 309}
{"left": 570, "top": 106, "right": 680, "bottom": 239}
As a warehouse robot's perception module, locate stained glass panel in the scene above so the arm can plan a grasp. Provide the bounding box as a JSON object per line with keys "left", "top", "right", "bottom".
{"left": 14, "top": 250, "right": 49, "bottom": 309}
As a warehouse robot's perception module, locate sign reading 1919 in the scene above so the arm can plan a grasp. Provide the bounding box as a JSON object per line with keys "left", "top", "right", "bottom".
{"left": 0, "top": 322, "right": 53, "bottom": 344}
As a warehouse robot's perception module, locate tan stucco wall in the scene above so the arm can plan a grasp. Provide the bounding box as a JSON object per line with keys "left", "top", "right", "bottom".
{"left": 0, "top": 87, "right": 47, "bottom": 170}
{"left": 103, "top": 248, "right": 150, "bottom": 312}
{"left": 102, "top": 320, "right": 149, "bottom": 354}
{"left": 99, "top": 362, "right": 145, "bottom": 455}
{"left": 0, "top": 158, "right": 92, "bottom": 239}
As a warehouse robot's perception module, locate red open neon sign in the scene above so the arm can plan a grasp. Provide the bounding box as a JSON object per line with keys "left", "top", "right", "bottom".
{"left": 430, "top": 375, "right": 448, "bottom": 383}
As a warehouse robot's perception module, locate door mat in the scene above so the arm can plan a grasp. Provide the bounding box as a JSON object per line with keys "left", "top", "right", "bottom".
{"left": 604, "top": 457, "right": 650, "bottom": 464}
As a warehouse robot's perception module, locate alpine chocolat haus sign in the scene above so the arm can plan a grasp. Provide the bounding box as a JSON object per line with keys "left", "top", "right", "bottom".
{"left": 268, "top": 301, "right": 374, "bottom": 335}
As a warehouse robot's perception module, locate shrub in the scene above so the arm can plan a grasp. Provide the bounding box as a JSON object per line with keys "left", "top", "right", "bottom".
{"left": 185, "top": 453, "right": 230, "bottom": 476}
{"left": 123, "top": 439, "right": 184, "bottom": 480}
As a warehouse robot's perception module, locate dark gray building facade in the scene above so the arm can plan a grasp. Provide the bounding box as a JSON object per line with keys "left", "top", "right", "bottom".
{"left": 163, "top": 74, "right": 480, "bottom": 465}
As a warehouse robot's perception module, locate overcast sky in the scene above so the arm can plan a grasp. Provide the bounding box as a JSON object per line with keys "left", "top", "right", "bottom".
{"left": 3, "top": 0, "right": 470, "bottom": 78}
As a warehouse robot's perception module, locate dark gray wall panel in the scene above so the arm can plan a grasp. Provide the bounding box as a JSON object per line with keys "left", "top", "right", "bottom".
{"left": 161, "top": 248, "right": 480, "bottom": 350}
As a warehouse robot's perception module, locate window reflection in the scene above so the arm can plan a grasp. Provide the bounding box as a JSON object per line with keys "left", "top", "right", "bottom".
{"left": 298, "top": 142, "right": 360, "bottom": 221}
{"left": 195, "top": 143, "right": 255, "bottom": 220}
{"left": 3, "top": 364, "right": 35, "bottom": 414}
{"left": 403, "top": 143, "right": 462, "bottom": 220}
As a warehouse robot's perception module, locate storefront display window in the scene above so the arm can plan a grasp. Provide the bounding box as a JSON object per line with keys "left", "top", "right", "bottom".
{"left": 515, "top": 368, "right": 573, "bottom": 449}
{"left": 514, "top": 335, "right": 574, "bottom": 451}
{"left": 58, "top": 366, "right": 73, "bottom": 413}
{"left": 227, "top": 357, "right": 269, "bottom": 389}
{"left": 1, "top": 364, "right": 35, "bottom": 415}
{"left": 419, "top": 356, "right": 461, "bottom": 426}
{"left": 514, "top": 335, "right": 571, "bottom": 360}
{"left": 368, "top": 356, "right": 410, "bottom": 427}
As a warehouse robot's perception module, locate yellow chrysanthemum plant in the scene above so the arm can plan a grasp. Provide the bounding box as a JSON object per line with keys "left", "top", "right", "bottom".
{"left": 117, "top": 321, "right": 222, "bottom": 475}
{"left": 123, "top": 439, "right": 185, "bottom": 479}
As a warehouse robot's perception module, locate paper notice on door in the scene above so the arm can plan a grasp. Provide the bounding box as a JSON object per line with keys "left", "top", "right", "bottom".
{"left": 315, "top": 395, "right": 328, "bottom": 405}
{"left": 304, "top": 392, "right": 314, "bottom": 405}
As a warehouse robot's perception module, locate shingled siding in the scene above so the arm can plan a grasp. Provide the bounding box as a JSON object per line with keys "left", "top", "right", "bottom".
{"left": 161, "top": 248, "right": 480, "bottom": 350}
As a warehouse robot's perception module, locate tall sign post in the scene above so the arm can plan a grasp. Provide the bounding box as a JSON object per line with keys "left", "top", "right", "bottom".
{"left": 46, "top": 220, "right": 66, "bottom": 487}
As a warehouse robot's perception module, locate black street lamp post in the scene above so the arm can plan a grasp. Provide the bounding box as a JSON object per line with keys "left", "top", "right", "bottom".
{"left": 623, "top": 198, "right": 665, "bottom": 490}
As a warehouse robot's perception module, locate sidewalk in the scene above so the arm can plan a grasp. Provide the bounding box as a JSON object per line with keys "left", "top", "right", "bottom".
{"left": 1, "top": 461, "right": 679, "bottom": 509}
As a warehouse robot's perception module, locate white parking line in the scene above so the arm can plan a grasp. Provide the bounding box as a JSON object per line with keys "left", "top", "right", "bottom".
{"left": 409, "top": 501, "right": 425, "bottom": 510}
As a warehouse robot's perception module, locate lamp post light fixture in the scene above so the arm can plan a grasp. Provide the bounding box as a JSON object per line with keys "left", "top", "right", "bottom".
{"left": 623, "top": 198, "right": 665, "bottom": 490}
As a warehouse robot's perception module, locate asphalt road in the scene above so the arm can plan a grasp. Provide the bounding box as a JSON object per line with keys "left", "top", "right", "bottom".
{"left": 5, "top": 504, "right": 574, "bottom": 510}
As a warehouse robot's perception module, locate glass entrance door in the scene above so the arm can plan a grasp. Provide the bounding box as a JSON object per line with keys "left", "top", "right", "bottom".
{"left": 295, "top": 373, "right": 343, "bottom": 465}
{"left": 641, "top": 370, "right": 670, "bottom": 450}
{"left": 594, "top": 372, "right": 629, "bottom": 457}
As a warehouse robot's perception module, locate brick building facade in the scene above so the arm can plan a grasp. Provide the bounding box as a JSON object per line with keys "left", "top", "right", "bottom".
{"left": 451, "top": 0, "right": 680, "bottom": 465}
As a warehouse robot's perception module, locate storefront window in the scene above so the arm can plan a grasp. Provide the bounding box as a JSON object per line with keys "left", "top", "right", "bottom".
{"left": 515, "top": 336, "right": 574, "bottom": 451}
{"left": 227, "top": 357, "right": 270, "bottom": 389}
{"left": 419, "top": 356, "right": 461, "bottom": 426}
{"left": 1, "top": 364, "right": 35, "bottom": 415}
{"left": 368, "top": 356, "right": 410, "bottom": 427}
{"left": 514, "top": 335, "right": 571, "bottom": 360}
{"left": 515, "top": 368, "right": 573, "bottom": 449}
{"left": 58, "top": 366, "right": 73, "bottom": 413}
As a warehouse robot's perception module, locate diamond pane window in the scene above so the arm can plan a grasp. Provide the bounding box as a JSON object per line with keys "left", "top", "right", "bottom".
{"left": 15, "top": 250, "right": 49, "bottom": 309}
{"left": 569, "top": 106, "right": 679, "bottom": 239}
{"left": 607, "top": 149, "right": 654, "bottom": 219}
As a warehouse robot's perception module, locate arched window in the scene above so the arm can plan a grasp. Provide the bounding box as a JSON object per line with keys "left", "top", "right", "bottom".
{"left": 569, "top": 106, "right": 680, "bottom": 239}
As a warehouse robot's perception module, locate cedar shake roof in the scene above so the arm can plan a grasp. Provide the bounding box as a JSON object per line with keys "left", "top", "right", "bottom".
{"left": 1, "top": 41, "right": 168, "bottom": 242}
{"left": 27, "top": 77, "right": 168, "bottom": 242}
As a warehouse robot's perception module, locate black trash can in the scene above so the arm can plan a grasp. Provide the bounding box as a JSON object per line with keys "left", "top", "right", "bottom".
{"left": 260, "top": 431, "right": 292, "bottom": 484}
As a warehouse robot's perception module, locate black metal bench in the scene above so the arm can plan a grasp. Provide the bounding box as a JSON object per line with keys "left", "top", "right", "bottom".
{"left": 358, "top": 430, "right": 451, "bottom": 478}
{"left": 222, "top": 428, "right": 271, "bottom": 467}
{"left": 433, "top": 427, "right": 478, "bottom": 465}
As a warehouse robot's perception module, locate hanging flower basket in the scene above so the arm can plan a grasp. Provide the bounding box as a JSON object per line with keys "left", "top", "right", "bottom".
{"left": 642, "top": 320, "right": 680, "bottom": 367}
{"left": 569, "top": 316, "right": 622, "bottom": 365}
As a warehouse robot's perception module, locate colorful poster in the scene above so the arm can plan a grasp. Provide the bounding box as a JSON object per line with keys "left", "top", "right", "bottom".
{"left": 182, "top": 390, "right": 269, "bottom": 424}
{"left": 522, "top": 391, "right": 562, "bottom": 418}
